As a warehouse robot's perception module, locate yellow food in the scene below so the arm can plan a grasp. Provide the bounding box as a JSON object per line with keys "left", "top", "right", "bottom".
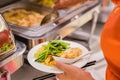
{"left": 44, "top": 55, "right": 55, "bottom": 66}
{"left": 34, "top": 47, "right": 55, "bottom": 66}
{"left": 34, "top": 47, "right": 82, "bottom": 66}
{"left": 3, "top": 9, "right": 44, "bottom": 27}
{"left": 36, "top": 0, "right": 55, "bottom": 8}
{"left": 61, "top": 48, "right": 82, "bottom": 59}
{"left": 34, "top": 46, "right": 45, "bottom": 58}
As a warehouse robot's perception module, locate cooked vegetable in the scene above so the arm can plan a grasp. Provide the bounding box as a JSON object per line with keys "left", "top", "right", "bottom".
{"left": 0, "top": 43, "right": 14, "bottom": 54}
{"left": 35, "top": 40, "right": 70, "bottom": 63}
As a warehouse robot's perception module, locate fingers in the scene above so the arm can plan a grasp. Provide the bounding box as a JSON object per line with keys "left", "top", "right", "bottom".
{"left": 56, "top": 73, "right": 65, "bottom": 80}
{"left": 55, "top": 61, "right": 71, "bottom": 72}
{"left": 84, "top": 71, "right": 93, "bottom": 77}
{"left": 84, "top": 71, "right": 95, "bottom": 80}
{"left": 55, "top": 61, "right": 83, "bottom": 73}
{"left": 55, "top": 61, "right": 94, "bottom": 80}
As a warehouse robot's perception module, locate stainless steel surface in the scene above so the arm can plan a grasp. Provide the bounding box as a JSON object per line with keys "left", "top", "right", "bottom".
{"left": 45, "top": 4, "right": 101, "bottom": 41}
{"left": 27, "top": 1, "right": 101, "bottom": 49}
{"left": 41, "top": 10, "right": 58, "bottom": 25}
{"left": 0, "top": 1, "right": 58, "bottom": 30}
{"left": 0, "top": 0, "right": 100, "bottom": 40}
{"left": 88, "top": 11, "right": 99, "bottom": 50}
{"left": 0, "top": 0, "right": 101, "bottom": 50}
{"left": 0, "top": 0, "right": 100, "bottom": 50}
{"left": 28, "top": 39, "right": 40, "bottom": 49}
{"left": 0, "top": 41, "right": 26, "bottom": 74}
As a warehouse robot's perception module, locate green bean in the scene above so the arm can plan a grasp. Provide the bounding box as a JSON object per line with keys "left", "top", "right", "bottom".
{"left": 35, "top": 40, "right": 70, "bottom": 63}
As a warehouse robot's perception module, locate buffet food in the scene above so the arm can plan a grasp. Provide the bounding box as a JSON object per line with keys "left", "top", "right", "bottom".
{"left": 0, "top": 15, "right": 16, "bottom": 55}
{"left": 3, "top": 9, "right": 44, "bottom": 27}
{"left": 34, "top": 40, "right": 82, "bottom": 66}
{"left": 0, "top": 29, "right": 14, "bottom": 55}
{"left": 34, "top": 0, "right": 55, "bottom": 8}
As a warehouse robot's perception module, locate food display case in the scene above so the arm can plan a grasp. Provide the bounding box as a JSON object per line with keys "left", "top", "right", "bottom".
{"left": 0, "top": 14, "right": 26, "bottom": 79}
{"left": 0, "top": 0, "right": 101, "bottom": 50}
{"left": 1, "top": 1, "right": 58, "bottom": 28}
{"left": 0, "top": 0, "right": 102, "bottom": 80}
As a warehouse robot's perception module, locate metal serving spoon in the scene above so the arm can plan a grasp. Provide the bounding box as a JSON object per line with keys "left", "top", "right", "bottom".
{"left": 40, "top": 10, "right": 59, "bottom": 25}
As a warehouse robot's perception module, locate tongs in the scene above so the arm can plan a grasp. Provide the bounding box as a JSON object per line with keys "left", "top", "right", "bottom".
{"left": 33, "top": 60, "right": 96, "bottom": 80}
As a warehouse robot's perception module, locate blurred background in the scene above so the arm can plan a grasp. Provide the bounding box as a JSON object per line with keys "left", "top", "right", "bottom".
{"left": 0, "top": 0, "right": 115, "bottom": 80}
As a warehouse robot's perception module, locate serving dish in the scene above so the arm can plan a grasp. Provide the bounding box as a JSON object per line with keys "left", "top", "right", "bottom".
{"left": 0, "top": 1, "right": 59, "bottom": 30}
{"left": 0, "top": 14, "right": 16, "bottom": 56}
{"left": 27, "top": 40, "right": 89, "bottom": 73}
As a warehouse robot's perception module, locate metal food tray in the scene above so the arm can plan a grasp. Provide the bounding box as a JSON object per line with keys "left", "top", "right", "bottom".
{"left": 0, "top": 1, "right": 58, "bottom": 31}
{"left": 0, "top": 0, "right": 100, "bottom": 39}
{"left": 0, "top": 41, "right": 26, "bottom": 74}
{"left": 0, "top": 40, "right": 26, "bottom": 65}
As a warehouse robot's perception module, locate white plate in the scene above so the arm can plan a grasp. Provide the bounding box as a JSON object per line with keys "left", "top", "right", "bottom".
{"left": 27, "top": 40, "right": 89, "bottom": 73}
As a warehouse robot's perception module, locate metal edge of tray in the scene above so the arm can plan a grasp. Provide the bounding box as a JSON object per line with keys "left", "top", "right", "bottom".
{"left": 0, "top": 0, "right": 58, "bottom": 31}
{"left": 11, "top": 0, "right": 100, "bottom": 39}
{"left": 0, "top": 40, "right": 26, "bottom": 67}
{"left": 11, "top": 21, "right": 57, "bottom": 39}
{"left": 45, "top": 5, "right": 101, "bottom": 41}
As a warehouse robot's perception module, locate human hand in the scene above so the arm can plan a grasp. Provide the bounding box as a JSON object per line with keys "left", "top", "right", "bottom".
{"left": 54, "top": 0, "right": 86, "bottom": 10}
{"left": 55, "top": 61, "right": 94, "bottom": 80}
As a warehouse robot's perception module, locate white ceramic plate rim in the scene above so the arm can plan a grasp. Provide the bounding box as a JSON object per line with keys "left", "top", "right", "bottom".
{"left": 27, "top": 40, "right": 89, "bottom": 73}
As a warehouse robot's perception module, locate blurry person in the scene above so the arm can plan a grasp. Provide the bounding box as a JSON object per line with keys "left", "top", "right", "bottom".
{"left": 54, "top": 0, "right": 89, "bottom": 9}
{"left": 54, "top": 0, "right": 120, "bottom": 80}
{"left": 55, "top": 61, "right": 94, "bottom": 80}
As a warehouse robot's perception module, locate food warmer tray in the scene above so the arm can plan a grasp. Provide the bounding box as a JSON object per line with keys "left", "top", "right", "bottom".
{"left": 0, "top": 0, "right": 100, "bottom": 39}
{"left": 0, "top": 41, "right": 26, "bottom": 73}
{"left": 0, "top": 0, "right": 58, "bottom": 31}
